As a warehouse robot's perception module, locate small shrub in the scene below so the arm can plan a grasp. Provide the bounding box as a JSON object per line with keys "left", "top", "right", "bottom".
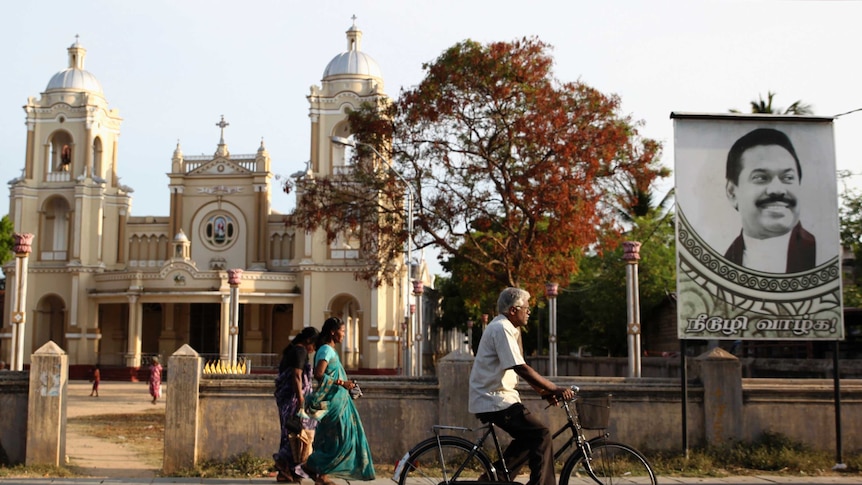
{"left": 174, "top": 451, "right": 271, "bottom": 478}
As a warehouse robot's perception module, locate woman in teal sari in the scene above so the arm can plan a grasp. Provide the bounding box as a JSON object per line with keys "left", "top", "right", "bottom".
{"left": 303, "top": 317, "right": 375, "bottom": 485}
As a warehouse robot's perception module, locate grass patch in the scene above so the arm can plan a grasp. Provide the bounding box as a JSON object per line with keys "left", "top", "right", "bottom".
{"left": 173, "top": 451, "right": 273, "bottom": 478}
{"left": 0, "top": 464, "right": 78, "bottom": 479}
{"left": 647, "top": 431, "right": 861, "bottom": 477}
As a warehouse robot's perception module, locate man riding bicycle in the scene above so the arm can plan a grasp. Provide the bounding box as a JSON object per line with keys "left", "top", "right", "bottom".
{"left": 469, "top": 287, "right": 575, "bottom": 485}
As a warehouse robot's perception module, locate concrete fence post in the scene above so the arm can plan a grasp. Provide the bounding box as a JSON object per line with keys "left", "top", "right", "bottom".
{"left": 695, "top": 346, "right": 743, "bottom": 446}
{"left": 26, "top": 341, "right": 67, "bottom": 466}
{"left": 163, "top": 344, "right": 201, "bottom": 474}
{"left": 437, "top": 350, "right": 475, "bottom": 428}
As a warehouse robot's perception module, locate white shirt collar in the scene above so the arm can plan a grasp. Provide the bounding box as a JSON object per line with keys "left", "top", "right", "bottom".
{"left": 741, "top": 231, "right": 792, "bottom": 273}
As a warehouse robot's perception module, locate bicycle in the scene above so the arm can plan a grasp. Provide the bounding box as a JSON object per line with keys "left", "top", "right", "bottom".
{"left": 393, "top": 385, "right": 657, "bottom": 485}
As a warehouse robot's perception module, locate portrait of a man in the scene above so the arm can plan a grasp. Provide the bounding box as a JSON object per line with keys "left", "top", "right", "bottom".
{"left": 723, "top": 127, "right": 815, "bottom": 273}
{"left": 672, "top": 113, "right": 841, "bottom": 341}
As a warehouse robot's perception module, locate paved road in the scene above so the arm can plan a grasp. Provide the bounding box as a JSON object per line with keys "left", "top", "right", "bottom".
{"left": 0, "top": 477, "right": 860, "bottom": 484}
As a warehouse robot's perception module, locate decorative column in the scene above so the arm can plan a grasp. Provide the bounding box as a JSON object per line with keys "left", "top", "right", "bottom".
{"left": 227, "top": 269, "right": 242, "bottom": 367}
{"left": 125, "top": 295, "right": 141, "bottom": 368}
{"left": 623, "top": 241, "right": 642, "bottom": 378}
{"left": 545, "top": 282, "right": 559, "bottom": 377}
{"left": 412, "top": 280, "right": 424, "bottom": 376}
{"left": 10, "top": 233, "right": 33, "bottom": 371}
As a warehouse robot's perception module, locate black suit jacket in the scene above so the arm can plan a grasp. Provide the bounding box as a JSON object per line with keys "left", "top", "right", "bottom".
{"left": 724, "top": 222, "right": 816, "bottom": 273}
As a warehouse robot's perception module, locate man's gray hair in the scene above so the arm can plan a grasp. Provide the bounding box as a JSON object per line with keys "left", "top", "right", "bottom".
{"left": 496, "top": 287, "right": 531, "bottom": 315}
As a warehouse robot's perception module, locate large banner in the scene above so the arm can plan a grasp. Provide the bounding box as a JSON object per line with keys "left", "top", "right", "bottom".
{"left": 673, "top": 113, "right": 843, "bottom": 341}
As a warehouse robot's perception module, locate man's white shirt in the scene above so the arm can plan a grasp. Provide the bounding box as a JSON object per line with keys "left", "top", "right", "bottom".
{"left": 741, "top": 231, "right": 792, "bottom": 273}
{"left": 468, "top": 314, "right": 526, "bottom": 414}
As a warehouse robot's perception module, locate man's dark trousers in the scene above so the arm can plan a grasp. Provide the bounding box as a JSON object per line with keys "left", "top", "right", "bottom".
{"left": 477, "top": 403, "right": 554, "bottom": 485}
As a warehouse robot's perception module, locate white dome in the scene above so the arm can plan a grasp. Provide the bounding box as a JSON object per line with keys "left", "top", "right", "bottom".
{"left": 323, "top": 50, "right": 383, "bottom": 79}
{"left": 45, "top": 39, "right": 105, "bottom": 96}
{"left": 46, "top": 68, "right": 104, "bottom": 94}
{"left": 322, "top": 21, "right": 383, "bottom": 80}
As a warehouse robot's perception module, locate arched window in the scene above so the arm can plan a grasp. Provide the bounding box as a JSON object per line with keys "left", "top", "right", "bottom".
{"left": 40, "top": 197, "right": 70, "bottom": 261}
{"left": 45, "top": 130, "right": 75, "bottom": 182}
{"left": 92, "top": 137, "right": 104, "bottom": 179}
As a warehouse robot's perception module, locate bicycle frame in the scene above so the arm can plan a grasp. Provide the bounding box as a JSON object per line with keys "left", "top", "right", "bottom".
{"left": 429, "top": 425, "right": 500, "bottom": 482}
{"left": 502, "top": 396, "right": 607, "bottom": 479}
{"left": 394, "top": 386, "right": 652, "bottom": 485}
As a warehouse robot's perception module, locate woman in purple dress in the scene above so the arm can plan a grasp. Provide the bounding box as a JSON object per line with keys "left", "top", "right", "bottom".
{"left": 273, "top": 326, "right": 319, "bottom": 482}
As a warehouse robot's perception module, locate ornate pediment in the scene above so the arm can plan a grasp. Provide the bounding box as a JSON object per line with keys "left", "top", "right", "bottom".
{"left": 188, "top": 158, "right": 250, "bottom": 176}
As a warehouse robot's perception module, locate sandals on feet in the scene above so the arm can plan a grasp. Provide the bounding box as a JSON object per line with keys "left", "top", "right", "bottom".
{"left": 276, "top": 471, "right": 302, "bottom": 483}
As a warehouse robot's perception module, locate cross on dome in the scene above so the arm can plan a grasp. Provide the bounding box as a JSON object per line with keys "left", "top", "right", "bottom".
{"left": 216, "top": 115, "right": 230, "bottom": 144}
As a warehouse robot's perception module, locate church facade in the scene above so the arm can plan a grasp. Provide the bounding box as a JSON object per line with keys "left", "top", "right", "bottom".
{"left": 2, "top": 23, "right": 428, "bottom": 375}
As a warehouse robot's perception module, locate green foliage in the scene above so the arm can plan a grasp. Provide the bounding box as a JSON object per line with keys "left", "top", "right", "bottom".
{"left": 0, "top": 215, "right": 13, "bottom": 266}
{"left": 840, "top": 180, "right": 862, "bottom": 307}
{"left": 0, "top": 464, "right": 79, "bottom": 478}
{"left": 648, "top": 431, "right": 857, "bottom": 476}
{"left": 552, "top": 210, "right": 676, "bottom": 356}
{"left": 174, "top": 451, "right": 272, "bottom": 478}
{"left": 730, "top": 91, "right": 813, "bottom": 115}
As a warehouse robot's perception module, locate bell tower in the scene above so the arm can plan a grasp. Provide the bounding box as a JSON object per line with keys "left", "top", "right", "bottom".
{"left": 4, "top": 38, "right": 130, "bottom": 363}
{"left": 10, "top": 37, "right": 128, "bottom": 266}
{"left": 297, "top": 19, "right": 406, "bottom": 372}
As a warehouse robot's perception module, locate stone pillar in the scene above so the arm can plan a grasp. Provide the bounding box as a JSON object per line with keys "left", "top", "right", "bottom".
{"left": 163, "top": 344, "right": 202, "bottom": 474}
{"left": 26, "top": 341, "right": 67, "bottom": 466}
{"left": 227, "top": 269, "right": 242, "bottom": 367}
{"left": 695, "top": 347, "right": 743, "bottom": 446}
{"left": 10, "top": 233, "right": 33, "bottom": 371}
{"left": 622, "top": 241, "right": 642, "bottom": 378}
{"left": 413, "top": 280, "right": 424, "bottom": 376}
{"left": 437, "top": 350, "right": 475, "bottom": 429}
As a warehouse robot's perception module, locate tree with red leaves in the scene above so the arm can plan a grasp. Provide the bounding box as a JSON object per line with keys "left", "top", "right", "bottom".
{"left": 286, "top": 37, "right": 665, "bottom": 298}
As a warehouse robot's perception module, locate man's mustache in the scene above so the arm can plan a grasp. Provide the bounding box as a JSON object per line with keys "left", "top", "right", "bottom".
{"left": 755, "top": 193, "right": 796, "bottom": 208}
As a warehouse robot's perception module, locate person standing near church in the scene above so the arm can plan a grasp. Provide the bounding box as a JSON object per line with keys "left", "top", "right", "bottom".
{"left": 89, "top": 364, "right": 101, "bottom": 397}
{"left": 149, "top": 357, "right": 163, "bottom": 404}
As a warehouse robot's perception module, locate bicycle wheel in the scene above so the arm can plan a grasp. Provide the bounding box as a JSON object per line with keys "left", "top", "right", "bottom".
{"left": 397, "top": 436, "right": 495, "bottom": 485}
{"left": 560, "top": 440, "right": 657, "bottom": 485}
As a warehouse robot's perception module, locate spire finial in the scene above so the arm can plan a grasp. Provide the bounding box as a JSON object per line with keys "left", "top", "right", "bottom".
{"left": 216, "top": 115, "right": 230, "bottom": 145}
{"left": 351, "top": 14, "right": 357, "bottom": 26}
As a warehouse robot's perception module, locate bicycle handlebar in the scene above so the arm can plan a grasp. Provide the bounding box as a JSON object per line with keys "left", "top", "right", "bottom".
{"left": 543, "top": 384, "right": 580, "bottom": 409}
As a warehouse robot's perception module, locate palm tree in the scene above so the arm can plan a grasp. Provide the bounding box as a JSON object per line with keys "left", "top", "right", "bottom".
{"left": 730, "top": 91, "right": 813, "bottom": 115}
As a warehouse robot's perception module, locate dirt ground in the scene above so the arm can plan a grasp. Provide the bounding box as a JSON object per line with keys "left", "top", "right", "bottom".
{"left": 65, "top": 379, "right": 165, "bottom": 478}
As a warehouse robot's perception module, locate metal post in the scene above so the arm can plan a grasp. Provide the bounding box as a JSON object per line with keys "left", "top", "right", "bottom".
{"left": 227, "top": 268, "right": 242, "bottom": 368}
{"left": 545, "top": 282, "right": 559, "bottom": 377}
{"left": 10, "top": 233, "right": 34, "bottom": 371}
{"left": 833, "top": 339, "right": 845, "bottom": 469}
{"left": 413, "top": 280, "right": 424, "bottom": 375}
{"left": 622, "top": 241, "right": 642, "bottom": 378}
{"left": 406, "top": 188, "right": 415, "bottom": 376}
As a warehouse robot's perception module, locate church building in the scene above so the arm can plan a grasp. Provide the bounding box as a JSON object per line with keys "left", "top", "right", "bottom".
{"left": 2, "top": 22, "right": 431, "bottom": 377}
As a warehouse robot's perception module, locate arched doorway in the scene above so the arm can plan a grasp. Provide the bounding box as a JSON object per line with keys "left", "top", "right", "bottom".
{"left": 34, "top": 294, "right": 66, "bottom": 352}
{"left": 328, "top": 294, "right": 362, "bottom": 370}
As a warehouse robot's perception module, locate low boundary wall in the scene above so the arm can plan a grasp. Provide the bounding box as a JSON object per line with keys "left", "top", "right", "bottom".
{"left": 3, "top": 343, "right": 862, "bottom": 471}
{"left": 162, "top": 346, "right": 862, "bottom": 474}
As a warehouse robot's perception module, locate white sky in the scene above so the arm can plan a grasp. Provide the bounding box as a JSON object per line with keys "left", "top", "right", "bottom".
{"left": 2, "top": 0, "right": 861, "bottom": 277}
